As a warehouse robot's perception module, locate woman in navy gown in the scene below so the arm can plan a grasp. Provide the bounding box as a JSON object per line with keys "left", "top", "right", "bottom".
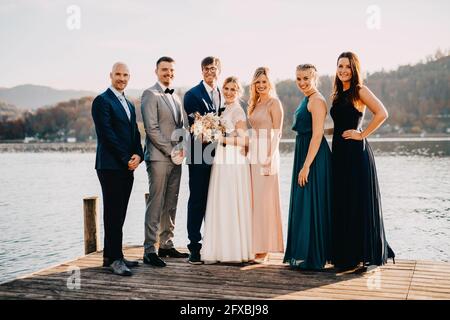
{"left": 330, "top": 52, "right": 395, "bottom": 271}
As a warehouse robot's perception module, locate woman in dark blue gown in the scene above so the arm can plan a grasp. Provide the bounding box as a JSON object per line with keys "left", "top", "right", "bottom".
{"left": 330, "top": 52, "right": 395, "bottom": 271}
{"left": 283, "top": 64, "right": 332, "bottom": 270}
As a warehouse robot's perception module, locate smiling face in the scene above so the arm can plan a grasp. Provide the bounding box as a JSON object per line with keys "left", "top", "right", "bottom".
{"left": 156, "top": 61, "right": 175, "bottom": 87}
{"left": 296, "top": 69, "right": 317, "bottom": 95}
{"left": 253, "top": 74, "right": 270, "bottom": 96}
{"left": 110, "top": 63, "right": 130, "bottom": 93}
{"left": 337, "top": 57, "right": 353, "bottom": 84}
{"left": 223, "top": 81, "right": 239, "bottom": 105}
{"left": 202, "top": 63, "right": 220, "bottom": 87}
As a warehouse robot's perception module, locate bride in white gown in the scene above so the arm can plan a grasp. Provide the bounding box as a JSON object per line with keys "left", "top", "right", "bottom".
{"left": 202, "top": 76, "right": 254, "bottom": 264}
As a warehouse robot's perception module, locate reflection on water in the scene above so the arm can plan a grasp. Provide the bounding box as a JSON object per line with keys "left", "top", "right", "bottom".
{"left": 0, "top": 139, "right": 449, "bottom": 283}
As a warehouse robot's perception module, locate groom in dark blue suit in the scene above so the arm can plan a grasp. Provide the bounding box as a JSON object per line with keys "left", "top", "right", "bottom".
{"left": 91, "top": 62, "right": 144, "bottom": 276}
{"left": 183, "top": 56, "right": 223, "bottom": 264}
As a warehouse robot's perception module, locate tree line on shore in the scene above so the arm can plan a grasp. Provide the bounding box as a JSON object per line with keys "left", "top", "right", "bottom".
{"left": 1, "top": 54, "right": 449, "bottom": 141}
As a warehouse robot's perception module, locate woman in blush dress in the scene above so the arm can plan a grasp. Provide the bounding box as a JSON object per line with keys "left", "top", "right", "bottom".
{"left": 247, "top": 67, "right": 284, "bottom": 261}
{"left": 202, "top": 76, "right": 254, "bottom": 264}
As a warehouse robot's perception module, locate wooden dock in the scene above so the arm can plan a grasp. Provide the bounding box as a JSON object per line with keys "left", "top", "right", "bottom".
{"left": 1, "top": 246, "right": 449, "bottom": 300}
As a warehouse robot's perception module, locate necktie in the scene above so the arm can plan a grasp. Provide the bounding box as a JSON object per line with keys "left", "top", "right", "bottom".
{"left": 211, "top": 90, "right": 217, "bottom": 110}
{"left": 119, "top": 95, "right": 131, "bottom": 120}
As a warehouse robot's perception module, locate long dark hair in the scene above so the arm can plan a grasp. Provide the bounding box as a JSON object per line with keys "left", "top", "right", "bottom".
{"left": 332, "top": 52, "right": 363, "bottom": 108}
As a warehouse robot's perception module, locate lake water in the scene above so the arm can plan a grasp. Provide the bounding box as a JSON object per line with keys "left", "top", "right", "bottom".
{"left": 1, "top": 139, "right": 449, "bottom": 283}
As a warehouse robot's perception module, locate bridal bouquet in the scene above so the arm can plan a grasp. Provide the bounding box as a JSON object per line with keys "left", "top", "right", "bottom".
{"left": 190, "top": 112, "right": 225, "bottom": 143}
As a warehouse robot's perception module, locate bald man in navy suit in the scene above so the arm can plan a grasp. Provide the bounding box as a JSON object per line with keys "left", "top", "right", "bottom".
{"left": 91, "top": 62, "right": 144, "bottom": 276}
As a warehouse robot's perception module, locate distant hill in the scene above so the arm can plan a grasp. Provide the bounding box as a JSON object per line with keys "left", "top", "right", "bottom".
{"left": 0, "top": 85, "right": 152, "bottom": 110}
{"left": 0, "top": 85, "right": 96, "bottom": 110}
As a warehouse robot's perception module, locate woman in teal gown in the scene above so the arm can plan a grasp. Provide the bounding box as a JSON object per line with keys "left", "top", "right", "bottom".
{"left": 283, "top": 64, "right": 332, "bottom": 270}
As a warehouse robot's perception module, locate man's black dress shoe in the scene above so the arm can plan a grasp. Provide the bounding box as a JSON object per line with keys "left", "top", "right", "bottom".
{"left": 188, "top": 252, "right": 204, "bottom": 265}
{"left": 107, "top": 259, "right": 132, "bottom": 276}
{"left": 143, "top": 252, "right": 167, "bottom": 267}
{"left": 158, "top": 248, "right": 189, "bottom": 258}
{"left": 123, "top": 258, "right": 139, "bottom": 268}
{"left": 103, "top": 257, "right": 139, "bottom": 268}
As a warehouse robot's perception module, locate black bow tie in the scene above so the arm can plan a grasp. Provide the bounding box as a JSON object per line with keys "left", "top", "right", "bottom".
{"left": 164, "top": 88, "right": 174, "bottom": 95}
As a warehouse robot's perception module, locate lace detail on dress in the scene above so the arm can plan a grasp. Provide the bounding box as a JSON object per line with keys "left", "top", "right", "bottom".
{"left": 221, "top": 102, "right": 247, "bottom": 133}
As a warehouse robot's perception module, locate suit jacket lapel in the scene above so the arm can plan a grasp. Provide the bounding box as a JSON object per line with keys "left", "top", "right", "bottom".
{"left": 107, "top": 88, "right": 131, "bottom": 123}
{"left": 155, "top": 83, "right": 178, "bottom": 124}
{"left": 174, "top": 95, "right": 184, "bottom": 127}
{"left": 199, "top": 81, "right": 215, "bottom": 112}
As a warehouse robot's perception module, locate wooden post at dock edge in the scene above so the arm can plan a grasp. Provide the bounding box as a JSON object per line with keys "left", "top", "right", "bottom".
{"left": 83, "top": 196, "right": 100, "bottom": 254}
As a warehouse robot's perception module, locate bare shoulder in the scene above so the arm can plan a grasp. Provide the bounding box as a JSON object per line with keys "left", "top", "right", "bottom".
{"left": 358, "top": 85, "right": 375, "bottom": 98}
{"left": 309, "top": 92, "right": 327, "bottom": 105}
{"left": 268, "top": 97, "right": 283, "bottom": 111}
{"left": 358, "top": 85, "right": 381, "bottom": 105}
{"left": 308, "top": 93, "right": 327, "bottom": 112}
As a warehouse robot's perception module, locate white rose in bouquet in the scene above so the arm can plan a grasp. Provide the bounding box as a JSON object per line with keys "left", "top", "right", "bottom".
{"left": 190, "top": 112, "right": 225, "bottom": 143}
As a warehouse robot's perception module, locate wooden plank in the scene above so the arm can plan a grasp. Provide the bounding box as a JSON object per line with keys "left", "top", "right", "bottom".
{"left": 35, "top": 263, "right": 414, "bottom": 291}
{"left": 1, "top": 270, "right": 407, "bottom": 301}
{"left": 407, "top": 290, "right": 450, "bottom": 299}
{"left": 0, "top": 269, "right": 408, "bottom": 300}
{"left": 67, "top": 255, "right": 416, "bottom": 279}
{"left": 408, "top": 285, "right": 450, "bottom": 294}
{"left": 1, "top": 246, "right": 449, "bottom": 300}
{"left": 413, "top": 266, "right": 450, "bottom": 273}
{"left": 0, "top": 278, "right": 261, "bottom": 300}
{"left": 10, "top": 262, "right": 415, "bottom": 293}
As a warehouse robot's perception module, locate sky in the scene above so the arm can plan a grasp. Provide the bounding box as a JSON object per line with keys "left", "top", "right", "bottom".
{"left": 0, "top": 0, "right": 449, "bottom": 91}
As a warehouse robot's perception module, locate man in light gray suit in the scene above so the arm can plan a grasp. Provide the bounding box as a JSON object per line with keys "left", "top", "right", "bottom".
{"left": 141, "top": 56, "right": 189, "bottom": 268}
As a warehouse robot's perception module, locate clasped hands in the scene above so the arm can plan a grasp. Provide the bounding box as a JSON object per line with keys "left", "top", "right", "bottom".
{"left": 128, "top": 154, "right": 141, "bottom": 171}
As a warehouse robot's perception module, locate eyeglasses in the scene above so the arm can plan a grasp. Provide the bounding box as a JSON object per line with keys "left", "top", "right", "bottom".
{"left": 203, "top": 66, "right": 218, "bottom": 73}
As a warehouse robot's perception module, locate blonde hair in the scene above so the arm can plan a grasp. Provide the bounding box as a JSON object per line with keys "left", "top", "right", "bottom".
{"left": 296, "top": 64, "right": 319, "bottom": 87}
{"left": 222, "top": 76, "right": 243, "bottom": 97}
{"left": 247, "top": 67, "right": 277, "bottom": 116}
